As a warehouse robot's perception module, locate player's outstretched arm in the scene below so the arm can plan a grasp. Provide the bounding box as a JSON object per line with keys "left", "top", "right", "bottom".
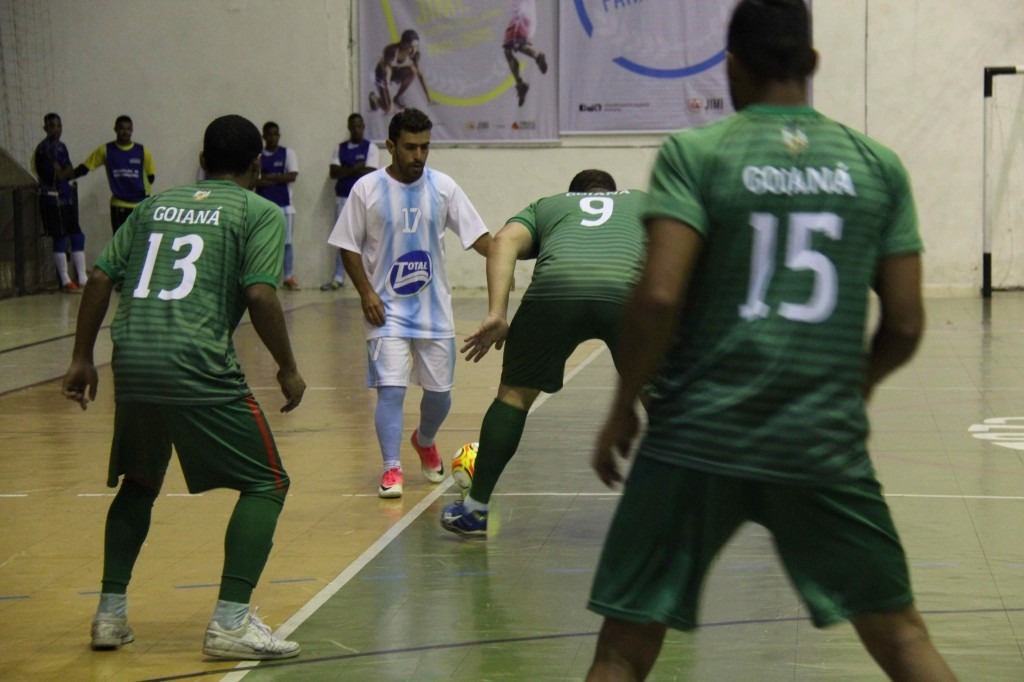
{"left": 62, "top": 269, "right": 115, "bottom": 410}
{"left": 461, "top": 223, "right": 527, "bottom": 362}
{"left": 245, "top": 283, "right": 305, "bottom": 412}
{"left": 593, "top": 218, "right": 703, "bottom": 486}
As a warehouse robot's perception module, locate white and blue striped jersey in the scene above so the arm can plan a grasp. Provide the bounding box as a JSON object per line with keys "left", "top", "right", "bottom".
{"left": 328, "top": 166, "right": 489, "bottom": 339}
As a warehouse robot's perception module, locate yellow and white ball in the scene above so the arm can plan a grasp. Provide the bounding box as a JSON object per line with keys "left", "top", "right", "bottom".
{"left": 451, "top": 442, "right": 478, "bottom": 489}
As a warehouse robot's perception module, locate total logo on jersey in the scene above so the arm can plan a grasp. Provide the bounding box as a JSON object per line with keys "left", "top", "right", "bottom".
{"left": 388, "top": 250, "right": 432, "bottom": 297}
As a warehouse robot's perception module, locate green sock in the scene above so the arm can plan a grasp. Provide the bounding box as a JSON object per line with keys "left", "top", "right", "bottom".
{"left": 101, "top": 480, "right": 158, "bottom": 596}
{"left": 469, "top": 399, "right": 528, "bottom": 504}
{"left": 218, "top": 490, "right": 285, "bottom": 604}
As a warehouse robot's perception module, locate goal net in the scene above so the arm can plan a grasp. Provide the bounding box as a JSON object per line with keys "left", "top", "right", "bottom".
{"left": 983, "top": 66, "right": 1024, "bottom": 296}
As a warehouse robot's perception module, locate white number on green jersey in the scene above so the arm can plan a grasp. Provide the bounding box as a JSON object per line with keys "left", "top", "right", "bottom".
{"left": 401, "top": 206, "right": 423, "bottom": 233}
{"left": 133, "top": 232, "right": 204, "bottom": 300}
{"left": 739, "top": 212, "right": 842, "bottom": 323}
{"left": 579, "top": 197, "right": 614, "bottom": 226}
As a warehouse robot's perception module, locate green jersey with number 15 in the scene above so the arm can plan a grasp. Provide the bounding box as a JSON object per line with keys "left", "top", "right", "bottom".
{"left": 95, "top": 180, "right": 285, "bottom": 404}
{"left": 642, "top": 105, "right": 923, "bottom": 484}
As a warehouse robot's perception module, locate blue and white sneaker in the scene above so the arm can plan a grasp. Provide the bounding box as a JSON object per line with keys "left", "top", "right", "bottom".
{"left": 440, "top": 501, "right": 488, "bottom": 537}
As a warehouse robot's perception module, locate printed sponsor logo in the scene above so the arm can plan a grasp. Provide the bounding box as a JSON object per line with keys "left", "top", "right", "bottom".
{"left": 578, "top": 103, "right": 603, "bottom": 112}
{"left": 388, "top": 250, "right": 432, "bottom": 297}
{"left": 689, "top": 97, "right": 725, "bottom": 112}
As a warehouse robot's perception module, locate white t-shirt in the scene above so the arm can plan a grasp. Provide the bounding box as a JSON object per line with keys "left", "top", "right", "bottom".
{"left": 328, "top": 166, "right": 489, "bottom": 340}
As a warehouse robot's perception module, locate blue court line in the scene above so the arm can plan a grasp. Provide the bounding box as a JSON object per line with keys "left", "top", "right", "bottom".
{"left": 0, "top": 595, "right": 29, "bottom": 601}
{"left": 137, "top": 606, "right": 1024, "bottom": 682}
{"left": 268, "top": 578, "right": 317, "bottom": 584}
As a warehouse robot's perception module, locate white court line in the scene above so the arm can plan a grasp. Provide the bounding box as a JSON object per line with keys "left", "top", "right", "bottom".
{"left": 885, "top": 493, "right": 1024, "bottom": 500}
{"left": 222, "top": 345, "right": 610, "bottom": 680}
{"left": 492, "top": 492, "right": 1024, "bottom": 501}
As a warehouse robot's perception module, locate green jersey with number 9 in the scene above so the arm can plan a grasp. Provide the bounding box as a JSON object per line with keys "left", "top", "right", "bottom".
{"left": 510, "top": 189, "right": 648, "bottom": 303}
{"left": 642, "top": 104, "right": 922, "bottom": 483}
{"left": 94, "top": 180, "right": 285, "bottom": 404}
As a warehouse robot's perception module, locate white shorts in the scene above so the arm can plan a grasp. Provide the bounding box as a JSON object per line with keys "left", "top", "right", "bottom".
{"left": 366, "top": 337, "right": 455, "bottom": 391}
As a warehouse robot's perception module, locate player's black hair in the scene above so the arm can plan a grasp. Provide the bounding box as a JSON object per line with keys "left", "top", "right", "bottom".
{"left": 569, "top": 169, "right": 616, "bottom": 193}
{"left": 400, "top": 29, "right": 419, "bottom": 44}
{"left": 203, "top": 115, "right": 263, "bottom": 176}
{"left": 262, "top": 121, "right": 279, "bottom": 134}
{"left": 347, "top": 112, "right": 364, "bottom": 126}
{"left": 388, "top": 108, "right": 432, "bottom": 143}
{"left": 43, "top": 112, "right": 61, "bottom": 125}
{"left": 727, "top": 0, "right": 814, "bottom": 81}
{"left": 115, "top": 115, "right": 132, "bottom": 127}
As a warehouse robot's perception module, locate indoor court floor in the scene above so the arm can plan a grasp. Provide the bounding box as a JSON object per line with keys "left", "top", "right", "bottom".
{"left": 1, "top": 287, "right": 1023, "bottom": 681}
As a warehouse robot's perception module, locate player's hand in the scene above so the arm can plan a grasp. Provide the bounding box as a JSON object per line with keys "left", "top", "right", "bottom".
{"left": 277, "top": 367, "right": 306, "bottom": 413}
{"left": 460, "top": 313, "right": 509, "bottom": 362}
{"left": 61, "top": 361, "right": 98, "bottom": 410}
{"left": 361, "top": 291, "right": 387, "bottom": 327}
{"left": 592, "top": 406, "right": 639, "bottom": 488}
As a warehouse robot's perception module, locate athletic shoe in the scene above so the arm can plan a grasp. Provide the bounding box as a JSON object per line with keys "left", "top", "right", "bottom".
{"left": 369, "top": 92, "right": 380, "bottom": 111}
{"left": 379, "top": 467, "right": 404, "bottom": 498}
{"left": 410, "top": 429, "right": 444, "bottom": 483}
{"left": 537, "top": 52, "right": 548, "bottom": 74}
{"left": 441, "top": 500, "right": 488, "bottom": 537}
{"left": 319, "top": 280, "right": 343, "bottom": 291}
{"left": 62, "top": 281, "right": 82, "bottom": 294}
{"left": 516, "top": 82, "right": 529, "bottom": 107}
{"left": 91, "top": 614, "right": 135, "bottom": 650}
{"left": 202, "top": 610, "right": 300, "bottom": 660}
{"left": 282, "top": 278, "right": 300, "bottom": 290}
{"left": 394, "top": 95, "right": 408, "bottom": 110}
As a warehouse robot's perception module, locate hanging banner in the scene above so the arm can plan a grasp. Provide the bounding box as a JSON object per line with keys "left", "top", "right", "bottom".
{"left": 559, "top": 1, "right": 735, "bottom": 133}
{"left": 359, "top": 0, "right": 558, "bottom": 143}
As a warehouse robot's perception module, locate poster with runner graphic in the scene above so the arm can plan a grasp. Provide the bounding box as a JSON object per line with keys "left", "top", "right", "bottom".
{"left": 559, "top": 1, "right": 735, "bottom": 133}
{"left": 359, "top": 0, "right": 558, "bottom": 143}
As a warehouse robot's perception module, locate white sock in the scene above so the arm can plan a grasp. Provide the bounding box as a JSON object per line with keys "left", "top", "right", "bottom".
{"left": 71, "top": 251, "right": 87, "bottom": 284}
{"left": 463, "top": 495, "right": 488, "bottom": 514}
{"left": 212, "top": 599, "right": 249, "bottom": 631}
{"left": 96, "top": 593, "right": 127, "bottom": 619}
{"left": 53, "top": 253, "right": 70, "bottom": 285}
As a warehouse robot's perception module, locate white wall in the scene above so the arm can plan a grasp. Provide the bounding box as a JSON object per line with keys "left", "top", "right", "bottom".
{"left": 3, "top": 0, "right": 1023, "bottom": 291}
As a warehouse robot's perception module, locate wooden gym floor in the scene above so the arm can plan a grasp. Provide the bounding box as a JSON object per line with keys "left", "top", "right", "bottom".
{"left": 1, "top": 288, "right": 1023, "bottom": 681}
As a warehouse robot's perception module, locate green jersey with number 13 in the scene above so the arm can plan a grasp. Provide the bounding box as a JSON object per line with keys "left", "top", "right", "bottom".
{"left": 95, "top": 180, "right": 285, "bottom": 404}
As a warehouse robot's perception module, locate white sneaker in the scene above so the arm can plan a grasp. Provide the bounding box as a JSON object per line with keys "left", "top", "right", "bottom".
{"left": 91, "top": 614, "right": 135, "bottom": 650}
{"left": 202, "top": 609, "right": 300, "bottom": 660}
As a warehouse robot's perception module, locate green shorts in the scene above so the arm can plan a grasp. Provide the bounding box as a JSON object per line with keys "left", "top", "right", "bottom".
{"left": 108, "top": 396, "right": 290, "bottom": 494}
{"left": 501, "top": 298, "right": 624, "bottom": 393}
{"left": 588, "top": 457, "right": 913, "bottom": 629}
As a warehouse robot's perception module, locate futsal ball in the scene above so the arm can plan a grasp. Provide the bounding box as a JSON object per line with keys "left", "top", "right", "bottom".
{"left": 451, "top": 442, "right": 478, "bottom": 489}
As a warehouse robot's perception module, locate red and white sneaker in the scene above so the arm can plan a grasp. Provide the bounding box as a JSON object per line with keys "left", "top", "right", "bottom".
{"left": 379, "top": 467, "right": 403, "bottom": 498}
{"left": 410, "top": 430, "right": 444, "bottom": 483}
